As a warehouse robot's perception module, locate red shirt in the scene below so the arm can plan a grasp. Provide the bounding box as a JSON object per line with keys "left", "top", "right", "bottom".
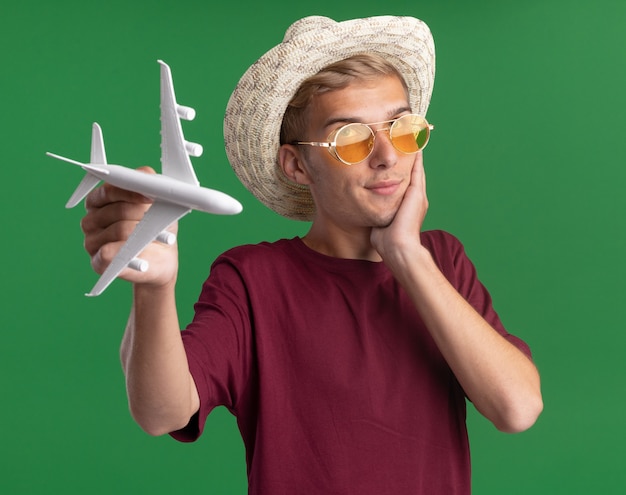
{"left": 172, "top": 232, "right": 531, "bottom": 494}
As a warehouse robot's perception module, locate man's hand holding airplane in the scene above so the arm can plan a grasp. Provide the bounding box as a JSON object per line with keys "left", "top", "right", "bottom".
{"left": 82, "top": 167, "right": 179, "bottom": 290}
{"left": 48, "top": 61, "right": 241, "bottom": 296}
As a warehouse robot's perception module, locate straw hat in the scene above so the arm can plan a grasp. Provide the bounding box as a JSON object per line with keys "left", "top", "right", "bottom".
{"left": 224, "top": 15, "right": 435, "bottom": 221}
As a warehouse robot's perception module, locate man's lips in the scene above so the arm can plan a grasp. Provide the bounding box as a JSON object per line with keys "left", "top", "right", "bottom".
{"left": 365, "top": 179, "right": 402, "bottom": 195}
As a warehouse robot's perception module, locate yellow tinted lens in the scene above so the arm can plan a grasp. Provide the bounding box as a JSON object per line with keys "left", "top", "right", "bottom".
{"left": 391, "top": 115, "right": 430, "bottom": 153}
{"left": 334, "top": 124, "right": 374, "bottom": 164}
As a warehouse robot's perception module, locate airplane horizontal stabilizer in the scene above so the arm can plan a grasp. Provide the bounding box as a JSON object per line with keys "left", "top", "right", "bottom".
{"left": 66, "top": 173, "right": 101, "bottom": 208}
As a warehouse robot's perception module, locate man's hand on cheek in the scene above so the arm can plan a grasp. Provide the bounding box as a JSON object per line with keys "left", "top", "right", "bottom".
{"left": 371, "top": 152, "right": 429, "bottom": 265}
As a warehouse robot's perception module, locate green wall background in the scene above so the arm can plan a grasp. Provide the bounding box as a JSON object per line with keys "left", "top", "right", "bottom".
{"left": 2, "top": 0, "right": 624, "bottom": 493}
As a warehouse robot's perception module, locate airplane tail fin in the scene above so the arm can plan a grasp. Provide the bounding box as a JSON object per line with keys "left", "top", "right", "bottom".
{"left": 65, "top": 123, "right": 108, "bottom": 208}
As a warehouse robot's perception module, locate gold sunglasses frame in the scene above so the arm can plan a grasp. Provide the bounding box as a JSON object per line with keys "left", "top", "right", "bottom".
{"left": 292, "top": 114, "right": 434, "bottom": 165}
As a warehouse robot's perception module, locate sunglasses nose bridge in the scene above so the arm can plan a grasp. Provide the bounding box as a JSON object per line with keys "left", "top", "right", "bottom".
{"left": 371, "top": 124, "right": 395, "bottom": 150}
{"left": 373, "top": 124, "right": 392, "bottom": 135}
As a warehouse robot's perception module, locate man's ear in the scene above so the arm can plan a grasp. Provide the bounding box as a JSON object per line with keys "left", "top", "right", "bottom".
{"left": 279, "top": 144, "right": 313, "bottom": 185}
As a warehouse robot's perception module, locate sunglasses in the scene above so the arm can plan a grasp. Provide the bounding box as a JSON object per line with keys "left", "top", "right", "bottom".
{"left": 292, "top": 113, "right": 433, "bottom": 165}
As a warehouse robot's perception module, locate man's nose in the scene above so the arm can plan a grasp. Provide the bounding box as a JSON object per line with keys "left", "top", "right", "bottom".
{"left": 368, "top": 127, "right": 398, "bottom": 168}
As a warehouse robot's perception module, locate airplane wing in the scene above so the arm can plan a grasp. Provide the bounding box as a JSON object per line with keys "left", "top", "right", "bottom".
{"left": 87, "top": 200, "right": 191, "bottom": 296}
{"left": 158, "top": 60, "right": 201, "bottom": 185}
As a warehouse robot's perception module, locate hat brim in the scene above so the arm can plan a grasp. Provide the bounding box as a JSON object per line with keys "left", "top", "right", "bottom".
{"left": 224, "top": 15, "right": 435, "bottom": 221}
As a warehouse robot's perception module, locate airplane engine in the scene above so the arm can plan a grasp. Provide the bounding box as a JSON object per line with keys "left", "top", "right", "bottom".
{"left": 185, "top": 140, "right": 203, "bottom": 157}
{"left": 156, "top": 231, "right": 176, "bottom": 245}
{"left": 176, "top": 104, "right": 196, "bottom": 121}
{"left": 128, "top": 258, "right": 149, "bottom": 272}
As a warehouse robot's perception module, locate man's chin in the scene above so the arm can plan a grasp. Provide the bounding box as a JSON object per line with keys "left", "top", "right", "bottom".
{"left": 370, "top": 210, "right": 398, "bottom": 229}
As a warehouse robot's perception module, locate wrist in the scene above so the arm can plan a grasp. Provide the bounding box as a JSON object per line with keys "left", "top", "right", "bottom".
{"left": 133, "top": 277, "right": 177, "bottom": 302}
{"left": 385, "top": 243, "right": 437, "bottom": 285}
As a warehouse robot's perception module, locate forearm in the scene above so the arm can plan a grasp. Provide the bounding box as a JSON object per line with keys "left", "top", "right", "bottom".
{"left": 121, "top": 282, "right": 199, "bottom": 436}
{"left": 390, "top": 246, "right": 543, "bottom": 433}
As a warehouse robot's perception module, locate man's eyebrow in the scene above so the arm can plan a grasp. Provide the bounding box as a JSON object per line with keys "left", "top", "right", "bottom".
{"left": 322, "top": 106, "right": 413, "bottom": 128}
{"left": 386, "top": 105, "right": 413, "bottom": 118}
{"left": 322, "top": 116, "right": 360, "bottom": 128}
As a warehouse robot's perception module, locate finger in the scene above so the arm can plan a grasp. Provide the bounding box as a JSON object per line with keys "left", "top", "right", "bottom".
{"left": 409, "top": 151, "right": 428, "bottom": 203}
{"left": 83, "top": 210, "right": 179, "bottom": 256}
{"left": 84, "top": 166, "right": 156, "bottom": 209}
{"left": 90, "top": 240, "right": 126, "bottom": 275}
{"left": 411, "top": 151, "right": 425, "bottom": 181}
{"left": 83, "top": 216, "right": 144, "bottom": 257}
{"left": 84, "top": 208, "right": 179, "bottom": 258}
{"left": 393, "top": 152, "right": 428, "bottom": 226}
{"left": 90, "top": 235, "right": 178, "bottom": 285}
{"left": 84, "top": 183, "right": 150, "bottom": 211}
{"left": 82, "top": 197, "right": 151, "bottom": 232}
{"left": 90, "top": 240, "right": 160, "bottom": 279}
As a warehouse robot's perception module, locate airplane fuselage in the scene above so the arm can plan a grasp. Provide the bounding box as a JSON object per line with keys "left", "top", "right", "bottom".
{"left": 45, "top": 150, "right": 243, "bottom": 216}
{"left": 85, "top": 163, "right": 242, "bottom": 215}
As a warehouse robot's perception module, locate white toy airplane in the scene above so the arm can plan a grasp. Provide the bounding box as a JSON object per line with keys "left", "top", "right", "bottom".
{"left": 47, "top": 60, "right": 243, "bottom": 296}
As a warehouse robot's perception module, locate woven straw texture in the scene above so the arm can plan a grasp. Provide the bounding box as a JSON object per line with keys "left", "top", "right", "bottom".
{"left": 224, "top": 15, "right": 435, "bottom": 221}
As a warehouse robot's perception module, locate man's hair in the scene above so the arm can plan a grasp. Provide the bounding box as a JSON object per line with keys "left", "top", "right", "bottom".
{"left": 279, "top": 53, "right": 408, "bottom": 145}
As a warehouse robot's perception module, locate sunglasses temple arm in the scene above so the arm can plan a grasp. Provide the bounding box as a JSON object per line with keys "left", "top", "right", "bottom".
{"left": 292, "top": 141, "right": 334, "bottom": 148}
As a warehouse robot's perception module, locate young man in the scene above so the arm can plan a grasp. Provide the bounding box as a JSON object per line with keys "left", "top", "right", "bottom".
{"left": 82, "top": 16, "right": 542, "bottom": 494}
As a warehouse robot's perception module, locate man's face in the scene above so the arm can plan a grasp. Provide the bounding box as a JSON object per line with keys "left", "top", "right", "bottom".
{"left": 297, "top": 74, "right": 419, "bottom": 232}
